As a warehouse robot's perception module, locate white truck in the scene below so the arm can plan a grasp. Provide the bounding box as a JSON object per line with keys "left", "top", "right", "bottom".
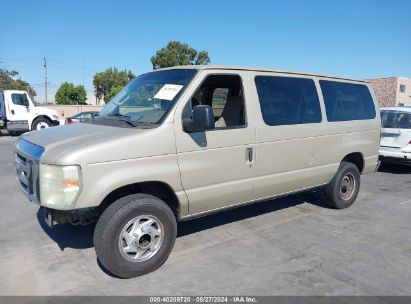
{"left": 0, "top": 89, "right": 60, "bottom": 133}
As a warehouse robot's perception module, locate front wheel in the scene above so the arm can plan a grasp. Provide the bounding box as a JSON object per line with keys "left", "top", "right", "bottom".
{"left": 324, "top": 161, "right": 361, "bottom": 209}
{"left": 32, "top": 118, "right": 51, "bottom": 130}
{"left": 93, "top": 194, "right": 177, "bottom": 278}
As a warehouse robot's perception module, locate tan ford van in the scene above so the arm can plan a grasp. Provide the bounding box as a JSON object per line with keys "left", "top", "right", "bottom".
{"left": 14, "top": 66, "right": 380, "bottom": 278}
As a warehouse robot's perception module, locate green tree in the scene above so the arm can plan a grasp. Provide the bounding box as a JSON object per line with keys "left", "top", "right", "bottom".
{"left": 93, "top": 68, "right": 135, "bottom": 104}
{"left": 104, "top": 85, "right": 124, "bottom": 102}
{"left": 150, "top": 41, "right": 210, "bottom": 70}
{"left": 0, "top": 68, "right": 37, "bottom": 98}
{"left": 55, "top": 82, "right": 87, "bottom": 105}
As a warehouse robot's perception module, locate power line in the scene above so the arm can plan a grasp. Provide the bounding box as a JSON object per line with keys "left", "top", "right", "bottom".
{"left": 31, "top": 84, "right": 58, "bottom": 88}
{"left": 48, "top": 58, "right": 85, "bottom": 70}
{"left": 48, "top": 62, "right": 95, "bottom": 74}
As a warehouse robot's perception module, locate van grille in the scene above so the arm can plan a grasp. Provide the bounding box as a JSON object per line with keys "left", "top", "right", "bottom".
{"left": 14, "top": 139, "right": 44, "bottom": 204}
{"left": 15, "top": 152, "right": 32, "bottom": 194}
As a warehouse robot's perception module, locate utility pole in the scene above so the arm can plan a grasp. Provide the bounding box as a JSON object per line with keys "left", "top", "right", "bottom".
{"left": 82, "top": 57, "right": 85, "bottom": 87}
{"left": 43, "top": 57, "right": 48, "bottom": 103}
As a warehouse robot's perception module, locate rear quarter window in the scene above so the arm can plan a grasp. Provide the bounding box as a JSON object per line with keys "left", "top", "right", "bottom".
{"left": 255, "top": 76, "right": 322, "bottom": 126}
{"left": 320, "top": 80, "right": 376, "bottom": 122}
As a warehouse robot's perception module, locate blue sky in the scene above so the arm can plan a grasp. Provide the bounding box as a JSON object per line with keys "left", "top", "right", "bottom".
{"left": 1, "top": 0, "right": 410, "bottom": 99}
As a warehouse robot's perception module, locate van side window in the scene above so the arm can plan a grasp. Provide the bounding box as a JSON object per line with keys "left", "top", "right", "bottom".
{"left": 212, "top": 88, "right": 229, "bottom": 117}
{"left": 11, "top": 93, "right": 28, "bottom": 106}
{"left": 187, "top": 75, "right": 246, "bottom": 128}
{"left": 320, "top": 81, "right": 376, "bottom": 122}
{"left": 255, "top": 76, "right": 322, "bottom": 126}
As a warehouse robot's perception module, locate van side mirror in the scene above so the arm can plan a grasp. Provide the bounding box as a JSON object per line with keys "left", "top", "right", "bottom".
{"left": 183, "top": 105, "right": 215, "bottom": 132}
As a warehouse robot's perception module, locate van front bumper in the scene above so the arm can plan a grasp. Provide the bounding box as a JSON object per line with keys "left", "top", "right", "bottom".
{"left": 379, "top": 147, "right": 411, "bottom": 165}
{"left": 43, "top": 207, "right": 99, "bottom": 227}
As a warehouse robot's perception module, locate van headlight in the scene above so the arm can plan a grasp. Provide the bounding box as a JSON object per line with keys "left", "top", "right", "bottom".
{"left": 39, "top": 164, "right": 81, "bottom": 209}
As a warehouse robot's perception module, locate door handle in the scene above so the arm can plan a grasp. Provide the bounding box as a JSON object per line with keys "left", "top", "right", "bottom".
{"left": 246, "top": 147, "right": 253, "bottom": 163}
{"left": 11, "top": 110, "right": 15, "bottom": 115}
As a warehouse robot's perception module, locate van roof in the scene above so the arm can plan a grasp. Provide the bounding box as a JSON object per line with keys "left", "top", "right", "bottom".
{"left": 380, "top": 107, "right": 411, "bottom": 113}
{"left": 156, "top": 65, "right": 367, "bottom": 83}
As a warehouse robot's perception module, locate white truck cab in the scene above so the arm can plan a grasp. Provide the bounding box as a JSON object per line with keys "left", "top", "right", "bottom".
{"left": 0, "top": 89, "right": 59, "bottom": 133}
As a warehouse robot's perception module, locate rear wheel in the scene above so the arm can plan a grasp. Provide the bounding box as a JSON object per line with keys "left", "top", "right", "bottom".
{"left": 32, "top": 118, "right": 51, "bottom": 130}
{"left": 324, "top": 161, "right": 361, "bottom": 209}
{"left": 93, "top": 194, "right": 177, "bottom": 278}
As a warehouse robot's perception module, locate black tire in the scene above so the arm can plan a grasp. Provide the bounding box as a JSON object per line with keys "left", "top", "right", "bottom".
{"left": 93, "top": 194, "right": 177, "bottom": 278}
{"left": 324, "top": 161, "right": 361, "bottom": 209}
{"left": 32, "top": 118, "right": 51, "bottom": 130}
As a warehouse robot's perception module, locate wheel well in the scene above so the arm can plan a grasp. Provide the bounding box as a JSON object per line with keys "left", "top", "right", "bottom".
{"left": 342, "top": 152, "right": 364, "bottom": 173}
{"left": 32, "top": 115, "right": 51, "bottom": 128}
{"left": 99, "top": 181, "right": 180, "bottom": 219}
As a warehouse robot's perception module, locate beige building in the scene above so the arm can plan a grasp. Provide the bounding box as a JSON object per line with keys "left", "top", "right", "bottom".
{"left": 365, "top": 77, "right": 411, "bottom": 107}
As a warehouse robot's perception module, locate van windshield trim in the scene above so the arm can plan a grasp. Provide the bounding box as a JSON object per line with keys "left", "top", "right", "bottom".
{"left": 94, "top": 69, "right": 198, "bottom": 128}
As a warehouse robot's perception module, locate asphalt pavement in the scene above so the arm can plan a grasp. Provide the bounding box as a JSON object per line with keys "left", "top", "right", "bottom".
{"left": 0, "top": 135, "right": 410, "bottom": 295}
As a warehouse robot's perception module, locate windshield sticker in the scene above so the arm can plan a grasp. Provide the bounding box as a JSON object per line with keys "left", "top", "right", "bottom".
{"left": 154, "top": 84, "right": 184, "bottom": 101}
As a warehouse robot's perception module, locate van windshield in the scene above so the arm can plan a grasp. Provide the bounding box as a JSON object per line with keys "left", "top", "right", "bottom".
{"left": 96, "top": 69, "right": 197, "bottom": 127}
{"left": 381, "top": 110, "right": 411, "bottom": 129}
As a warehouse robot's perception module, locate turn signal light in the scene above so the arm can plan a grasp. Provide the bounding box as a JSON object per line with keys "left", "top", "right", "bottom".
{"left": 63, "top": 179, "right": 80, "bottom": 189}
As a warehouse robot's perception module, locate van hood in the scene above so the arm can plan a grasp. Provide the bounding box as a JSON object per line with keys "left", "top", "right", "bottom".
{"left": 21, "top": 123, "right": 150, "bottom": 165}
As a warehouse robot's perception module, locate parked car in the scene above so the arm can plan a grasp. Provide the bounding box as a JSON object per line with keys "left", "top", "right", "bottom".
{"left": 65, "top": 111, "right": 99, "bottom": 124}
{"left": 14, "top": 65, "right": 380, "bottom": 278}
{"left": 379, "top": 107, "right": 411, "bottom": 165}
{"left": 0, "top": 90, "right": 59, "bottom": 132}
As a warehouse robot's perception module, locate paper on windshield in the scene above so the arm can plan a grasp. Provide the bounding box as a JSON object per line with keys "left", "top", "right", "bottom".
{"left": 154, "top": 84, "right": 184, "bottom": 101}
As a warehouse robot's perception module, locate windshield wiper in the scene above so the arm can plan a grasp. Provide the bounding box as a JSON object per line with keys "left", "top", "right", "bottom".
{"left": 116, "top": 120, "right": 157, "bottom": 128}
{"left": 106, "top": 113, "right": 138, "bottom": 127}
{"left": 105, "top": 114, "right": 157, "bottom": 128}
{"left": 118, "top": 118, "right": 138, "bottom": 127}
